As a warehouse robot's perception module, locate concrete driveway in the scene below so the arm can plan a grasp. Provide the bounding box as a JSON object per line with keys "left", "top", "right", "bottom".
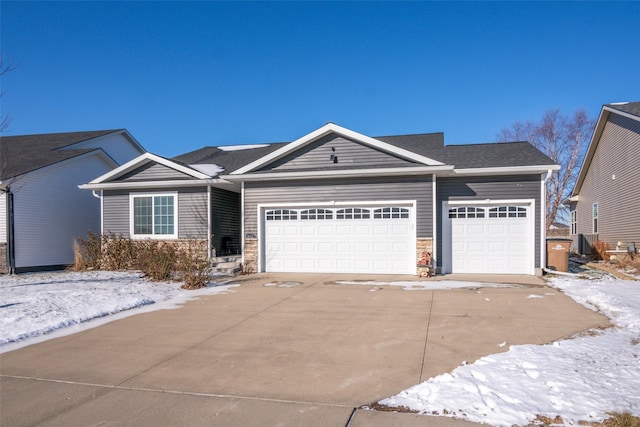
{"left": 0, "top": 273, "right": 609, "bottom": 426}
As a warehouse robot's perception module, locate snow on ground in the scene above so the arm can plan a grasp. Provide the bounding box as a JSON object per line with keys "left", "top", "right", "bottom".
{"left": 2, "top": 269, "right": 639, "bottom": 425}
{"left": 380, "top": 273, "right": 640, "bottom": 426}
{"left": 0, "top": 270, "right": 237, "bottom": 353}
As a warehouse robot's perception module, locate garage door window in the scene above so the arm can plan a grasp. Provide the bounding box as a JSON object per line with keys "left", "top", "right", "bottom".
{"left": 337, "top": 208, "right": 371, "bottom": 219}
{"left": 265, "top": 206, "right": 410, "bottom": 221}
{"left": 489, "top": 206, "right": 527, "bottom": 218}
{"left": 373, "top": 207, "right": 409, "bottom": 219}
{"left": 266, "top": 209, "right": 298, "bottom": 220}
{"left": 300, "top": 208, "right": 333, "bottom": 220}
{"left": 448, "top": 207, "right": 485, "bottom": 218}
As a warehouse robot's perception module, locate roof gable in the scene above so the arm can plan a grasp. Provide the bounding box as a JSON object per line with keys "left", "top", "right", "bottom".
{"left": 259, "top": 133, "right": 421, "bottom": 172}
{"left": 89, "top": 153, "right": 210, "bottom": 185}
{"left": 0, "top": 129, "right": 123, "bottom": 180}
{"left": 230, "top": 123, "right": 445, "bottom": 175}
{"left": 572, "top": 102, "right": 640, "bottom": 196}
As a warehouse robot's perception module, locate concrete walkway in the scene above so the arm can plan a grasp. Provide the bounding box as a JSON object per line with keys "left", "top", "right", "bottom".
{"left": 0, "top": 273, "right": 609, "bottom": 426}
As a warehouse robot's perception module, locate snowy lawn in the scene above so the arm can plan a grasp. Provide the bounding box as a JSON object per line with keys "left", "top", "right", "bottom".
{"left": 0, "top": 270, "right": 236, "bottom": 353}
{"left": 379, "top": 273, "right": 640, "bottom": 426}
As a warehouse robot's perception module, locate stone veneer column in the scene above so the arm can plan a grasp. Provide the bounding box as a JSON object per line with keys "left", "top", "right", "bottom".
{"left": 243, "top": 238, "right": 258, "bottom": 273}
{"left": 416, "top": 238, "right": 433, "bottom": 276}
{"left": 0, "top": 243, "right": 7, "bottom": 273}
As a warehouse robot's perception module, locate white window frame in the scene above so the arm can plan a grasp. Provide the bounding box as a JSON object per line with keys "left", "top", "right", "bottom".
{"left": 570, "top": 210, "right": 577, "bottom": 235}
{"left": 592, "top": 202, "right": 598, "bottom": 234}
{"left": 129, "top": 192, "right": 178, "bottom": 239}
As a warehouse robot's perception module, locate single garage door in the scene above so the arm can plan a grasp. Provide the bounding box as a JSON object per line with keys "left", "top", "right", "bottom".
{"left": 448, "top": 204, "right": 533, "bottom": 274}
{"left": 264, "top": 206, "right": 414, "bottom": 274}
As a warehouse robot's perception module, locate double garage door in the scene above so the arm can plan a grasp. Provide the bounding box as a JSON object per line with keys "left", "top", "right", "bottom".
{"left": 263, "top": 205, "right": 414, "bottom": 274}
{"left": 446, "top": 204, "right": 533, "bottom": 274}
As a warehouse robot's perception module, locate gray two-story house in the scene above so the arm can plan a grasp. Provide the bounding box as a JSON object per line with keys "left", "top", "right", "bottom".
{"left": 81, "top": 123, "right": 558, "bottom": 276}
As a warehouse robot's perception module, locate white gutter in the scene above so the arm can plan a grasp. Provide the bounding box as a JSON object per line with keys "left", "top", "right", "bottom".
{"left": 78, "top": 179, "right": 239, "bottom": 191}
{"left": 453, "top": 165, "right": 560, "bottom": 176}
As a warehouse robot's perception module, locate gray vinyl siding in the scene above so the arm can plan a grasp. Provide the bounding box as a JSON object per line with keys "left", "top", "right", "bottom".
{"left": 103, "top": 187, "right": 208, "bottom": 239}
{"left": 244, "top": 176, "right": 433, "bottom": 237}
{"left": 574, "top": 113, "right": 640, "bottom": 250}
{"left": 115, "top": 162, "right": 192, "bottom": 182}
{"left": 210, "top": 188, "right": 241, "bottom": 254}
{"left": 436, "top": 175, "right": 543, "bottom": 268}
{"left": 262, "top": 135, "right": 416, "bottom": 171}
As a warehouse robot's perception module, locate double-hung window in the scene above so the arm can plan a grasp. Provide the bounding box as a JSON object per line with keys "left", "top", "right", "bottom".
{"left": 592, "top": 203, "right": 598, "bottom": 234}
{"left": 570, "top": 210, "right": 577, "bottom": 235}
{"left": 130, "top": 193, "right": 177, "bottom": 238}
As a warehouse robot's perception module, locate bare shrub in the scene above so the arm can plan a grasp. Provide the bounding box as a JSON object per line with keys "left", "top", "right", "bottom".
{"left": 602, "top": 412, "right": 640, "bottom": 427}
{"left": 592, "top": 240, "right": 611, "bottom": 261}
{"left": 135, "top": 240, "right": 178, "bottom": 281}
{"left": 176, "top": 240, "right": 210, "bottom": 290}
{"left": 101, "top": 233, "right": 137, "bottom": 270}
{"left": 72, "top": 231, "right": 102, "bottom": 271}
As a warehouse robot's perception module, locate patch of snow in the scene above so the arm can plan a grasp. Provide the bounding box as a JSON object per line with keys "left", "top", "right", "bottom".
{"left": 527, "top": 294, "right": 544, "bottom": 299}
{"left": 189, "top": 163, "right": 224, "bottom": 176}
{"left": 380, "top": 275, "right": 640, "bottom": 425}
{"left": 0, "top": 270, "right": 237, "bottom": 353}
{"left": 217, "top": 144, "right": 270, "bottom": 151}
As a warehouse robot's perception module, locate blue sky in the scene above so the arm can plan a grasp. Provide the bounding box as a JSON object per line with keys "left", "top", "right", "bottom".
{"left": 1, "top": 1, "right": 638, "bottom": 157}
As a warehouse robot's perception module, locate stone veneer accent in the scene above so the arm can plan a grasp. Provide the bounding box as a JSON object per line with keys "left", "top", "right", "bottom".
{"left": 243, "top": 238, "right": 258, "bottom": 274}
{"left": 416, "top": 237, "right": 434, "bottom": 276}
{"left": 0, "top": 243, "right": 7, "bottom": 274}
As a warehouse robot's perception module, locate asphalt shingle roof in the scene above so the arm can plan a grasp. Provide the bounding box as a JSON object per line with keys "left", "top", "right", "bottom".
{"left": 173, "top": 131, "right": 555, "bottom": 174}
{"left": 0, "top": 130, "right": 122, "bottom": 181}
{"left": 607, "top": 102, "right": 640, "bottom": 118}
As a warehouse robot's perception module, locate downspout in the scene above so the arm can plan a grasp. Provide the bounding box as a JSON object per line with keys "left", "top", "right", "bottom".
{"left": 7, "top": 188, "right": 15, "bottom": 274}
{"left": 207, "top": 186, "right": 212, "bottom": 259}
{"left": 540, "top": 169, "right": 553, "bottom": 274}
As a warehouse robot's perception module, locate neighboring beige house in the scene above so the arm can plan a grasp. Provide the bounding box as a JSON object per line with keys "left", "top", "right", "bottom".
{"left": 568, "top": 102, "right": 640, "bottom": 255}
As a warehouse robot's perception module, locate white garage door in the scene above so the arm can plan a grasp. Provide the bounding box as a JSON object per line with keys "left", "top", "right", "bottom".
{"left": 448, "top": 205, "right": 533, "bottom": 274}
{"left": 264, "top": 206, "right": 414, "bottom": 274}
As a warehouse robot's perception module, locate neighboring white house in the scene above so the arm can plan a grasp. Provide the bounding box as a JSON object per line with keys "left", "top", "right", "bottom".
{"left": 0, "top": 130, "right": 145, "bottom": 273}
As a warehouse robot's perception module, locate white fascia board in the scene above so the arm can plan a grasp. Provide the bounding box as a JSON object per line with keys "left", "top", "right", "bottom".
{"left": 453, "top": 165, "right": 560, "bottom": 176}
{"left": 88, "top": 152, "right": 210, "bottom": 184}
{"left": 603, "top": 105, "right": 640, "bottom": 123}
{"left": 221, "top": 165, "right": 454, "bottom": 182}
{"left": 79, "top": 178, "right": 238, "bottom": 191}
{"left": 230, "top": 123, "right": 444, "bottom": 175}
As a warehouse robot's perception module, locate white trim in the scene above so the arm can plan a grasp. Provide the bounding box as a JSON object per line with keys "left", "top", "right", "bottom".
{"left": 128, "top": 192, "right": 179, "bottom": 240}
{"left": 79, "top": 179, "right": 239, "bottom": 191}
{"left": 241, "top": 182, "right": 246, "bottom": 268}
{"left": 207, "top": 188, "right": 212, "bottom": 259}
{"left": 442, "top": 199, "right": 536, "bottom": 275}
{"left": 87, "top": 152, "right": 211, "bottom": 185}
{"left": 256, "top": 200, "right": 417, "bottom": 274}
{"left": 432, "top": 174, "right": 437, "bottom": 265}
{"left": 231, "top": 123, "right": 444, "bottom": 175}
{"left": 453, "top": 165, "right": 560, "bottom": 176}
{"left": 222, "top": 165, "right": 454, "bottom": 182}
{"left": 540, "top": 175, "right": 546, "bottom": 271}
{"left": 603, "top": 105, "right": 640, "bottom": 123}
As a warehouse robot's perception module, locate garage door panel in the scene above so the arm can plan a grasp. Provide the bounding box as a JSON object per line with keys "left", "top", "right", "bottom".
{"left": 264, "top": 205, "right": 414, "bottom": 274}
{"left": 317, "top": 242, "right": 334, "bottom": 253}
{"left": 449, "top": 204, "right": 532, "bottom": 274}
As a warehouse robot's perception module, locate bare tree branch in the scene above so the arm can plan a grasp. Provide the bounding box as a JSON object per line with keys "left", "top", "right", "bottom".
{"left": 498, "top": 109, "right": 595, "bottom": 231}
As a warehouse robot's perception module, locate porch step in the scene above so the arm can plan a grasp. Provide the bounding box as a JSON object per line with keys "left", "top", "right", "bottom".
{"left": 210, "top": 255, "right": 242, "bottom": 275}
